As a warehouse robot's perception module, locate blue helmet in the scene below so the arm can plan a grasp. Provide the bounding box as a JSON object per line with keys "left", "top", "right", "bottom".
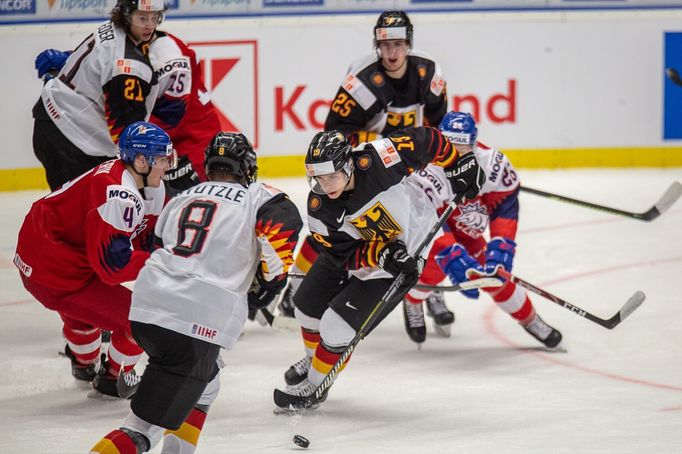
{"left": 438, "top": 112, "right": 478, "bottom": 147}
{"left": 118, "top": 121, "right": 176, "bottom": 169}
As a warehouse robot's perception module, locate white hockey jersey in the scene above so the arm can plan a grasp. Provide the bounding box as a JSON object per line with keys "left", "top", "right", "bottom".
{"left": 129, "top": 181, "right": 302, "bottom": 349}
{"left": 410, "top": 143, "right": 521, "bottom": 240}
{"left": 40, "top": 21, "right": 158, "bottom": 157}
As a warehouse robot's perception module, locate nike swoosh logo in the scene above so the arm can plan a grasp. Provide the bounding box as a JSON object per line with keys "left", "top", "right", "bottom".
{"left": 345, "top": 301, "right": 357, "bottom": 310}
{"left": 336, "top": 209, "right": 346, "bottom": 224}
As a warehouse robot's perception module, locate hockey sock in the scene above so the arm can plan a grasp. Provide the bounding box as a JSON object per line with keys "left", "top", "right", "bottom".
{"left": 106, "top": 331, "right": 144, "bottom": 376}
{"left": 307, "top": 341, "right": 351, "bottom": 387}
{"left": 160, "top": 407, "right": 208, "bottom": 454}
{"left": 89, "top": 428, "right": 149, "bottom": 454}
{"left": 485, "top": 280, "right": 535, "bottom": 325}
{"left": 63, "top": 324, "right": 101, "bottom": 365}
{"left": 404, "top": 291, "right": 427, "bottom": 305}
{"left": 301, "top": 327, "right": 320, "bottom": 358}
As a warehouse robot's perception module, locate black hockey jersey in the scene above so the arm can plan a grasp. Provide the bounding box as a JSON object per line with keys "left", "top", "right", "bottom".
{"left": 324, "top": 51, "right": 447, "bottom": 142}
{"left": 306, "top": 126, "right": 457, "bottom": 280}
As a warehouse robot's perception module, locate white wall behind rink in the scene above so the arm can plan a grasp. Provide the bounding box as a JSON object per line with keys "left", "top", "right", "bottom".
{"left": 1, "top": 9, "right": 680, "bottom": 170}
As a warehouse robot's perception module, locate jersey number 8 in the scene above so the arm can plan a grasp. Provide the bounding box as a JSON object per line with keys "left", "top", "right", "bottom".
{"left": 172, "top": 200, "right": 217, "bottom": 257}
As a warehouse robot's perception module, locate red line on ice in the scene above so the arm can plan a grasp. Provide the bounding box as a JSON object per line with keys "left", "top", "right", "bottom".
{"left": 483, "top": 256, "right": 682, "bottom": 393}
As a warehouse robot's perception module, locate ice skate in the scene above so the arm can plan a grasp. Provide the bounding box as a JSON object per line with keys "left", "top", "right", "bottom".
{"left": 523, "top": 314, "right": 562, "bottom": 348}
{"left": 116, "top": 366, "right": 142, "bottom": 399}
{"left": 284, "top": 355, "right": 311, "bottom": 386}
{"left": 425, "top": 291, "right": 454, "bottom": 338}
{"left": 64, "top": 345, "right": 102, "bottom": 384}
{"left": 403, "top": 301, "right": 426, "bottom": 345}
{"left": 90, "top": 362, "right": 140, "bottom": 399}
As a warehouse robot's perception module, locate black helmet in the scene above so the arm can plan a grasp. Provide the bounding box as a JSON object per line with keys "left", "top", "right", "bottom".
{"left": 305, "top": 131, "right": 353, "bottom": 195}
{"left": 204, "top": 132, "right": 258, "bottom": 186}
{"left": 373, "top": 10, "right": 413, "bottom": 47}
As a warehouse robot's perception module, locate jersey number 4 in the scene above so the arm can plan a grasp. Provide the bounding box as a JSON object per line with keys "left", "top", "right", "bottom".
{"left": 172, "top": 200, "right": 217, "bottom": 257}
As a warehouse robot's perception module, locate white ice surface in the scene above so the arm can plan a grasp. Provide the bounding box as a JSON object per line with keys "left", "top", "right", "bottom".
{"left": 1, "top": 169, "right": 681, "bottom": 453}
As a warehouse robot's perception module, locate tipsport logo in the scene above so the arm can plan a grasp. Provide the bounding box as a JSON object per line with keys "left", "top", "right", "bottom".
{"left": 47, "top": 0, "right": 107, "bottom": 10}
{"left": 0, "top": 0, "right": 36, "bottom": 14}
{"left": 190, "top": 0, "right": 249, "bottom": 5}
{"left": 46, "top": 0, "right": 178, "bottom": 11}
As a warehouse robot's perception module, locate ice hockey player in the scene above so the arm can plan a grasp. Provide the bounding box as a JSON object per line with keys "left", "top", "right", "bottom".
{"left": 89, "top": 132, "right": 302, "bottom": 454}
{"left": 14, "top": 121, "right": 174, "bottom": 397}
{"left": 32, "top": 0, "right": 171, "bottom": 191}
{"left": 279, "top": 10, "right": 453, "bottom": 341}
{"left": 277, "top": 127, "right": 485, "bottom": 408}
{"left": 147, "top": 29, "right": 222, "bottom": 196}
{"left": 34, "top": 0, "right": 222, "bottom": 196}
{"left": 325, "top": 10, "right": 447, "bottom": 138}
{"left": 412, "top": 111, "right": 562, "bottom": 348}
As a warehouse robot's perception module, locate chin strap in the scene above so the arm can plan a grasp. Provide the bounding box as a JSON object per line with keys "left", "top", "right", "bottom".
{"left": 131, "top": 163, "right": 151, "bottom": 199}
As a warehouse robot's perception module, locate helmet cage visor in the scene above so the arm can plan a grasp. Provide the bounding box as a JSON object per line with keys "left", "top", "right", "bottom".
{"left": 306, "top": 159, "right": 353, "bottom": 195}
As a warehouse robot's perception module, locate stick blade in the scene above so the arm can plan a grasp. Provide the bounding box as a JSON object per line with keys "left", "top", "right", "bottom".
{"left": 270, "top": 315, "right": 301, "bottom": 333}
{"left": 653, "top": 182, "right": 682, "bottom": 216}
{"left": 619, "top": 290, "right": 645, "bottom": 321}
{"left": 606, "top": 290, "right": 645, "bottom": 329}
{"left": 273, "top": 388, "right": 315, "bottom": 411}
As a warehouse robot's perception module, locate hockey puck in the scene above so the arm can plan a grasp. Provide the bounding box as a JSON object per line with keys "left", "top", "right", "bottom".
{"left": 293, "top": 434, "right": 310, "bottom": 448}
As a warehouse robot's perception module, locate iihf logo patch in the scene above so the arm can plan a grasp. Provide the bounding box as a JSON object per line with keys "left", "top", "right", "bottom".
{"left": 190, "top": 323, "right": 217, "bottom": 340}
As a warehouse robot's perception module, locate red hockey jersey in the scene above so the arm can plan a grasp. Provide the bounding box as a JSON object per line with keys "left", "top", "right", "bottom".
{"left": 14, "top": 160, "right": 164, "bottom": 293}
{"left": 149, "top": 32, "right": 221, "bottom": 181}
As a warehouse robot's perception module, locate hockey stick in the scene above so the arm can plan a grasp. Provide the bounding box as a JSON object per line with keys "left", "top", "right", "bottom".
{"left": 493, "top": 268, "right": 645, "bottom": 329}
{"left": 273, "top": 204, "right": 503, "bottom": 410}
{"left": 519, "top": 182, "right": 682, "bottom": 222}
{"left": 256, "top": 307, "right": 300, "bottom": 333}
{"left": 273, "top": 203, "right": 457, "bottom": 410}
{"left": 286, "top": 271, "right": 501, "bottom": 292}
{"left": 667, "top": 67, "right": 682, "bottom": 87}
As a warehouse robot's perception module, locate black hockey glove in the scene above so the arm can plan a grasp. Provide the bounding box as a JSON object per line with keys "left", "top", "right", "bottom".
{"left": 444, "top": 153, "right": 486, "bottom": 204}
{"left": 163, "top": 155, "right": 199, "bottom": 197}
{"left": 248, "top": 271, "right": 287, "bottom": 311}
{"left": 377, "top": 241, "right": 419, "bottom": 285}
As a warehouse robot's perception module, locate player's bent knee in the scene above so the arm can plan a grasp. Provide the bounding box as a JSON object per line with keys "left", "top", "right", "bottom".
{"left": 319, "top": 308, "right": 356, "bottom": 348}
{"left": 295, "top": 306, "right": 321, "bottom": 332}
{"left": 131, "top": 367, "right": 210, "bottom": 430}
{"left": 122, "top": 411, "right": 165, "bottom": 451}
